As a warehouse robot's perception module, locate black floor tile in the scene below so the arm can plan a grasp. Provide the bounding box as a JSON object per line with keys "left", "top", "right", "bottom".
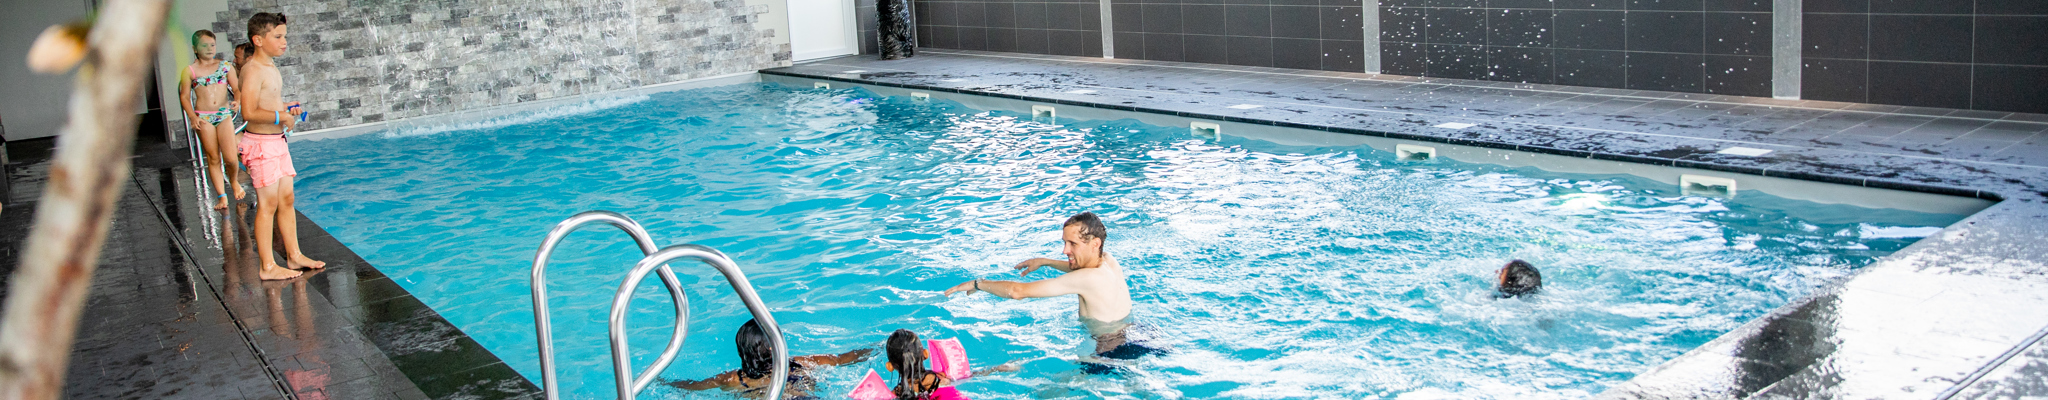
{"left": 3, "top": 137, "right": 531, "bottom": 399}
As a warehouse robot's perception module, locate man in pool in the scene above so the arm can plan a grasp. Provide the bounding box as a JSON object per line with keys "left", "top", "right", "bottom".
{"left": 1495, "top": 259, "right": 1542, "bottom": 298}
{"left": 943, "top": 212, "right": 1154, "bottom": 364}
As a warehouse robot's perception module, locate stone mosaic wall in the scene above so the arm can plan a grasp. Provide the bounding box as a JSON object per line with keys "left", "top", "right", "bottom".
{"left": 212, "top": 0, "right": 791, "bottom": 130}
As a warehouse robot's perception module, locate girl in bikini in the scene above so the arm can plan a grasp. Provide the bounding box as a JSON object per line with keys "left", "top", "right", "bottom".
{"left": 178, "top": 30, "right": 244, "bottom": 209}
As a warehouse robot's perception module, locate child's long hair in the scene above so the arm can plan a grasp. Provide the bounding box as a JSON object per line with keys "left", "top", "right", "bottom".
{"left": 885, "top": 329, "right": 933, "bottom": 400}
{"left": 736, "top": 319, "right": 786, "bottom": 380}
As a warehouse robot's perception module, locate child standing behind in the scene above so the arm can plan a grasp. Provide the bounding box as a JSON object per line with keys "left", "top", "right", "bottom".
{"left": 177, "top": 29, "right": 243, "bottom": 209}
{"left": 238, "top": 12, "right": 323, "bottom": 280}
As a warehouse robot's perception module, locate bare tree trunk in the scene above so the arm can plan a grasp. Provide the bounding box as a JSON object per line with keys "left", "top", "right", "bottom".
{"left": 0, "top": 1, "right": 170, "bottom": 398}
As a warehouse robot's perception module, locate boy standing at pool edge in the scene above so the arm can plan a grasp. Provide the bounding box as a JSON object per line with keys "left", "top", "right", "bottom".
{"left": 240, "top": 12, "right": 323, "bottom": 280}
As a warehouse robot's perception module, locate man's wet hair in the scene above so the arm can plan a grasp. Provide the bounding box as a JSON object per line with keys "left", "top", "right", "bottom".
{"left": 1063, "top": 212, "right": 1108, "bottom": 245}
{"left": 247, "top": 12, "right": 287, "bottom": 42}
{"left": 1498, "top": 259, "right": 1542, "bottom": 297}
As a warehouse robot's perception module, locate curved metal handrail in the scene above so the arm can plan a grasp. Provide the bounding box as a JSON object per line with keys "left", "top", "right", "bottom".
{"left": 612, "top": 244, "right": 789, "bottom": 400}
{"left": 531, "top": 211, "right": 690, "bottom": 399}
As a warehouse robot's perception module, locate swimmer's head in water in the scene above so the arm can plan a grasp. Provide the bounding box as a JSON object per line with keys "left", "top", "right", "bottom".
{"left": 1062, "top": 212, "right": 1108, "bottom": 266}
{"left": 1497, "top": 259, "right": 1542, "bottom": 297}
{"left": 885, "top": 329, "right": 933, "bottom": 400}
{"left": 735, "top": 319, "right": 775, "bottom": 379}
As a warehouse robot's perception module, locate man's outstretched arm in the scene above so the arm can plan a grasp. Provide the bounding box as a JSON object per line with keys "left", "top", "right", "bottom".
{"left": 944, "top": 272, "right": 1085, "bottom": 299}
{"left": 1014, "top": 257, "right": 1073, "bottom": 276}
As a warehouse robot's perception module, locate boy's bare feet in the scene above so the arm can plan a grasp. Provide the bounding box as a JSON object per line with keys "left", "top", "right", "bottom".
{"left": 287, "top": 254, "right": 326, "bottom": 269}
{"left": 260, "top": 265, "right": 302, "bottom": 280}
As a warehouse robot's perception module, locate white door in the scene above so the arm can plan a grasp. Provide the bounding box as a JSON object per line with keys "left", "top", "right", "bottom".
{"left": 787, "top": 0, "right": 857, "bottom": 61}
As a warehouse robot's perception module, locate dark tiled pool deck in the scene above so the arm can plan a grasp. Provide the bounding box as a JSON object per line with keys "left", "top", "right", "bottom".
{"left": 1, "top": 137, "right": 538, "bottom": 399}
{"left": 764, "top": 51, "right": 2048, "bottom": 398}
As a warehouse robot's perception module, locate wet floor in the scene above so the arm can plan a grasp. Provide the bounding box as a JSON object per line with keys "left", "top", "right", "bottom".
{"left": 0, "top": 136, "right": 534, "bottom": 399}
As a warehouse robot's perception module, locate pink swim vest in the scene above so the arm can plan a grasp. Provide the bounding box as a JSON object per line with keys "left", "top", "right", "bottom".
{"left": 847, "top": 338, "right": 975, "bottom": 400}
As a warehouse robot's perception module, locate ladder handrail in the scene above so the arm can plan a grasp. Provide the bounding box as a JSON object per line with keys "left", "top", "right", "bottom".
{"left": 530, "top": 211, "right": 690, "bottom": 399}
{"left": 612, "top": 244, "right": 789, "bottom": 400}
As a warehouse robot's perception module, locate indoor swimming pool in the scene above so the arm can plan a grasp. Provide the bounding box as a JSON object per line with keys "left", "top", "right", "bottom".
{"left": 291, "top": 82, "right": 1978, "bottom": 399}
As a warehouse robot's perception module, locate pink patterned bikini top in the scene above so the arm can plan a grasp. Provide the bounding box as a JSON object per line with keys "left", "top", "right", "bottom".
{"left": 190, "top": 61, "right": 231, "bottom": 87}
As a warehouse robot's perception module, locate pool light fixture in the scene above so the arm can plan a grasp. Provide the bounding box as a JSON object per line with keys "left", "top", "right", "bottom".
{"left": 813, "top": 82, "right": 831, "bottom": 89}
{"left": 911, "top": 92, "right": 930, "bottom": 101}
{"left": 1680, "top": 174, "right": 1738, "bottom": 197}
{"left": 1434, "top": 122, "right": 1478, "bottom": 129}
{"left": 1716, "top": 147, "right": 1774, "bottom": 157}
{"left": 1191, "top": 121, "right": 1221, "bottom": 138}
{"left": 1395, "top": 144, "right": 1437, "bottom": 161}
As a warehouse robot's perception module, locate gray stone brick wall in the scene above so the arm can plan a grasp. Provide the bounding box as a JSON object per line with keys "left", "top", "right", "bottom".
{"left": 213, "top": 0, "right": 792, "bottom": 130}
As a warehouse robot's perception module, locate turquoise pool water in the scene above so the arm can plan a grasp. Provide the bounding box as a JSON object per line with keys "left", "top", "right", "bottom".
{"left": 293, "top": 83, "right": 1966, "bottom": 399}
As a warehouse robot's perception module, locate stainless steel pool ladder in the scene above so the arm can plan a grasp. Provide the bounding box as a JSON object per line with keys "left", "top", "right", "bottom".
{"left": 530, "top": 211, "right": 790, "bottom": 400}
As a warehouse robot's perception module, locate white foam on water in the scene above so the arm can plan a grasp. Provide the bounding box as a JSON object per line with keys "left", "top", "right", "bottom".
{"left": 378, "top": 94, "right": 651, "bottom": 138}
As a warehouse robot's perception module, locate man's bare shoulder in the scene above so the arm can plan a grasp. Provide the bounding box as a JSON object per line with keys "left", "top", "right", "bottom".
{"left": 1062, "top": 262, "right": 1121, "bottom": 282}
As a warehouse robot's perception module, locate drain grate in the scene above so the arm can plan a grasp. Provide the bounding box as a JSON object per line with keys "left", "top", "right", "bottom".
{"left": 131, "top": 172, "right": 298, "bottom": 400}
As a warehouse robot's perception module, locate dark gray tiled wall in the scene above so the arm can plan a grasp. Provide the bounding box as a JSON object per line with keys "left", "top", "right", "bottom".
{"left": 1383, "top": 0, "right": 1772, "bottom": 96}
{"left": 913, "top": 0, "right": 1106, "bottom": 57}
{"left": 860, "top": 0, "right": 881, "bottom": 54}
{"left": 1108, "top": 0, "right": 1365, "bottom": 72}
{"left": 210, "top": 0, "right": 790, "bottom": 131}
{"left": 1802, "top": 0, "right": 2048, "bottom": 113}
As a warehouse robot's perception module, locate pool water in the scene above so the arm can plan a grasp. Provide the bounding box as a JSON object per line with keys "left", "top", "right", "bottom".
{"left": 293, "top": 83, "right": 1966, "bottom": 399}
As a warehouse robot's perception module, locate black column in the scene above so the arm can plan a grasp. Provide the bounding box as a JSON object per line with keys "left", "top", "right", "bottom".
{"left": 879, "top": 0, "right": 916, "bottom": 59}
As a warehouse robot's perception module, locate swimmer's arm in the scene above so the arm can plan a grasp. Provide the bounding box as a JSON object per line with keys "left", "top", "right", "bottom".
{"left": 796, "top": 348, "right": 874, "bottom": 367}
{"left": 177, "top": 74, "right": 198, "bottom": 126}
{"left": 666, "top": 370, "right": 736, "bottom": 391}
{"left": 970, "top": 360, "right": 1023, "bottom": 378}
{"left": 972, "top": 272, "right": 1086, "bottom": 300}
{"left": 225, "top": 65, "right": 241, "bottom": 108}
{"left": 1014, "top": 257, "right": 1072, "bottom": 276}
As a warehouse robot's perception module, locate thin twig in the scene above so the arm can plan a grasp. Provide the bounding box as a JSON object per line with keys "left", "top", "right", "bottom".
{"left": 0, "top": 1, "right": 171, "bottom": 398}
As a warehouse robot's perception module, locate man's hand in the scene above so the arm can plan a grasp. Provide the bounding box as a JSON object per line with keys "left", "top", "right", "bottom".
{"left": 942, "top": 279, "right": 978, "bottom": 296}
{"left": 1014, "top": 257, "right": 1057, "bottom": 276}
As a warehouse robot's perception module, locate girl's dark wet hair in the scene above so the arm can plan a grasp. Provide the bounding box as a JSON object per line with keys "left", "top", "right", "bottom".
{"left": 191, "top": 30, "right": 215, "bottom": 51}
{"left": 885, "top": 329, "right": 933, "bottom": 400}
{"left": 735, "top": 319, "right": 783, "bottom": 380}
{"left": 1498, "top": 259, "right": 1542, "bottom": 297}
